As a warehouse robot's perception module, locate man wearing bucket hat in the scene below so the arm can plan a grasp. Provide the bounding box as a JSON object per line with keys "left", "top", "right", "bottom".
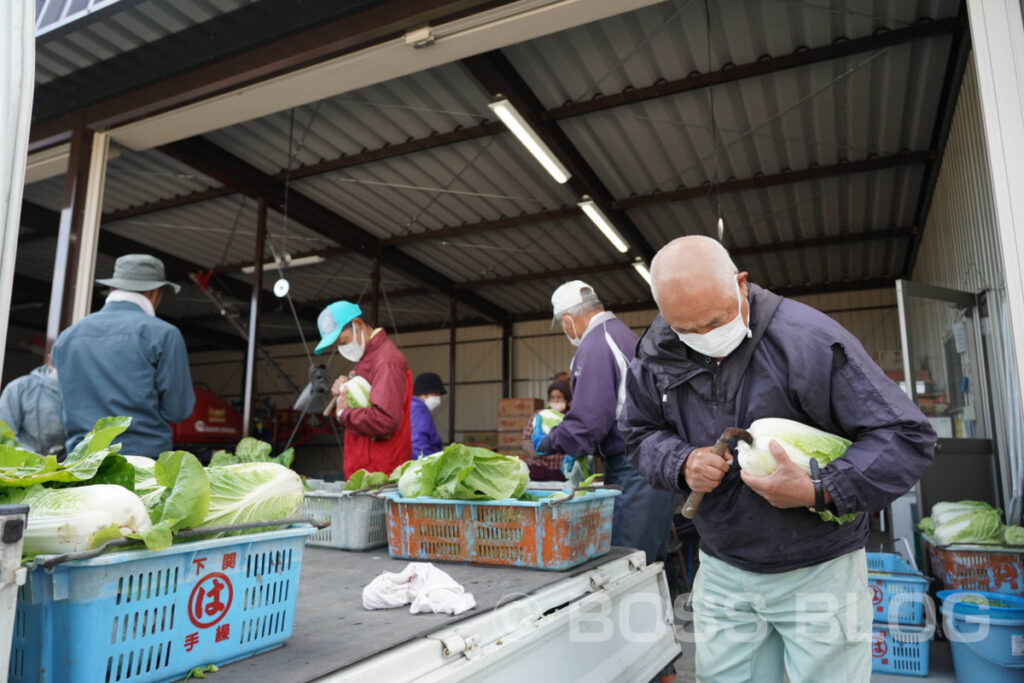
{"left": 315, "top": 301, "right": 412, "bottom": 477}
{"left": 51, "top": 254, "right": 195, "bottom": 457}
{"left": 531, "top": 280, "right": 675, "bottom": 565}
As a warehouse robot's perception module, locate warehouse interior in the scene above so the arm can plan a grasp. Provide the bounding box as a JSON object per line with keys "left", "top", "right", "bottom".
{"left": 9, "top": 0, "right": 1020, "bottom": 523}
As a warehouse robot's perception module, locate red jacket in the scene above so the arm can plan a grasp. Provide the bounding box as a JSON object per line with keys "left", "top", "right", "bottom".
{"left": 338, "top": 330, "right": 412, "bottom": 477}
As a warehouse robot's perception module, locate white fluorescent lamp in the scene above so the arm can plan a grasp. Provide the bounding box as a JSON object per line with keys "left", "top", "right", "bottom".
{"left": 632, "top": 260, "right": 652, "bottom": 285}
{"left": 488, "top": 98, "right": 571, "bottom": 184}
{"left": 578, "top": 198, "right": 629, "bottom": 253}
{"left": 241, "top": 254, "right": 325, "bottom": 274}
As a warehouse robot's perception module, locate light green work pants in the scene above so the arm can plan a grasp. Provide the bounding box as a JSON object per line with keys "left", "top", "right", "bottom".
{"left": 691, "top": 548, "right": 872, "bottom": 683}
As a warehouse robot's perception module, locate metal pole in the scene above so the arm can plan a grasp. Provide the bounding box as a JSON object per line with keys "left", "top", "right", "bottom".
{"left": 46, "top": 122, "right": 93, "bottom": 347}
{"left": 448, "top": 295, "right": 457, "bottom": 444}
{"left": 243, "top": 199, "right": 267, "bottom": 437}
{"left": 370, "top": 253, "right": 380, "bottom": 328}
{"left": 501, "top": 317, "right": 512, "bottom": 398}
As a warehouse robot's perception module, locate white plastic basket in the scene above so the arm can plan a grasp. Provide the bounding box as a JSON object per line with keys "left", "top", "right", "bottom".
{"left": 301, "top": 480, "right": 387, "bottom": 550}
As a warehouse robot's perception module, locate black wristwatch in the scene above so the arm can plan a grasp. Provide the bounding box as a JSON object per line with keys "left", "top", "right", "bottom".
{"left": 809, "top": 458, "right": 826, "bottom": 513}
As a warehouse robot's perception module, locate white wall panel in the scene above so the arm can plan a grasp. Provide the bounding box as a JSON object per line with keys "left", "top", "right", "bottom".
{"left": 912, "top": 52, "right": 1020, "bottom": 518}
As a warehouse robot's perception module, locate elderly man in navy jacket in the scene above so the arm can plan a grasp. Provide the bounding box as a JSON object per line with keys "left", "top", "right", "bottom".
{"left": 533, "top": 280, "right": 675, "bottom": 564}
{"left": 619, "top": 236, "right": 936, "bottom": 682}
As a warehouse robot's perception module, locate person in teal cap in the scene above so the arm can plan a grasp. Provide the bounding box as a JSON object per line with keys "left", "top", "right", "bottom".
{"left": 51, "top": 254, "right": 195, "bottom": 457}
{"left": 316, "top": 301, "right": 412, "bottom": 477}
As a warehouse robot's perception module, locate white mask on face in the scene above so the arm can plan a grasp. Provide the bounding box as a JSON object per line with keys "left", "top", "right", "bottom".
{"left": 549, "top": 400, "right": 567, "bottom": 413}
{"left": 338, "top": 325, "right": 366, "bottom": 363}
{"left": 563, "top": 316, "right": 582, "bottom": 347}
{"left": 424, "top": 395, "right": 442, "bottom": 412}
{"left": 675, "top": 281, "right": 752, "bottom": 359}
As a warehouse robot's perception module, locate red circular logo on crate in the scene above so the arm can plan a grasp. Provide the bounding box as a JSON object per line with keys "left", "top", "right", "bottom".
{"left": 188, "top": 572, "right": 234, "bottom": 628}
{"left": 871, "top": 585, "right": 884, "bottom": 606}
{"left": 872, "top": 634, "right": 887, "bottom": 658}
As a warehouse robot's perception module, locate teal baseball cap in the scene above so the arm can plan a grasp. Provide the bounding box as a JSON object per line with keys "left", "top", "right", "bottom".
{"left": 315, "top": 301, "right": 362, "bottom": 354}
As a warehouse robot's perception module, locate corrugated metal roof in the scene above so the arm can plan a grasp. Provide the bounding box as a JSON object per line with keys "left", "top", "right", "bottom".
{"left": 35, "top": 0, "right": 259, "bottom": 82}
{"left": 21, "top": 0, "right": 964, "bottom": 335}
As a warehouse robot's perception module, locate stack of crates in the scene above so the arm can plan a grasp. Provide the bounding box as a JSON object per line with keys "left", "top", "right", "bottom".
{"left": 495, "top": 398, "right": 543, "bottom": 456}
{"left": 867, "top": 552, "right": 933, "bottom": 677}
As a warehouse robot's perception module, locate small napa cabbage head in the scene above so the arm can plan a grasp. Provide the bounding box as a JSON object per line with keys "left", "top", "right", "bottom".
{"left": 735, "top": 417, "right": 851, "bottom": 477}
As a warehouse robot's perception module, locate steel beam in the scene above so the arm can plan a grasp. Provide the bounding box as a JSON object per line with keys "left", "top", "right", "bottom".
{"left": 453, "top": 228, "right": 912, "bottom": 290}
{"left": 66, "top": 19, "right": 959, "bottom": 230}
{"left": 101, "top": 186, "right": 235, "bottom": 224}
{"left": 463, "top": 50, "right": 656, "bottom": 263}
{"left": 613, "top": 152, "right": 932, "bottom": 210}
{"left": 46, "top": 123, "right": 94, "bottom": 346}
{"left": 243, "top": 200, "right": 267, "bottom": 437}
{"left": 30, "top": 0, "right": 519, "bottom": 146}
{"left": 448, "top": 296, "right": 457, "bottom": 444}
{"left": 160, "top": 136, "right": 509, "bottom": 322}
{"left": 544, "top": 18, "right": 962, "bottom": 121}
{"left": 903, "top": 5, "right": 971, "bottom": 277}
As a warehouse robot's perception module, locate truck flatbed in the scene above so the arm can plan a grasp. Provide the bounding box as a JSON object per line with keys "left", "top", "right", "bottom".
{"left": 215, "top": 546, "right": 677, "bottom": 682}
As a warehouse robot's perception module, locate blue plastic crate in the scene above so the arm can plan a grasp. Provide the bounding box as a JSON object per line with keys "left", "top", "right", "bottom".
{"left": 871, "top": 623, "right": 932, "bottom": 677}
{"left": 867, "top": 552, "right": 930, "bottom": 625}
{"left": 9, "top": 526, "right": 314, "bottom": 683}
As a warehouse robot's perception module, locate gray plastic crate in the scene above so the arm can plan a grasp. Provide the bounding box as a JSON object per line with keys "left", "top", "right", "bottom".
{"left": 301, "top": 480, "right": 387, "bottom": 550}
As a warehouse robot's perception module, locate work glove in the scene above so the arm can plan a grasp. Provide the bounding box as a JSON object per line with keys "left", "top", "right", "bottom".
{"left": 531, "top": 413, "right": 550, "bottom": 455}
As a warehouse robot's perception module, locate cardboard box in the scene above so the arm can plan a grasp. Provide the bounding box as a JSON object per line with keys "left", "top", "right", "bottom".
{"left": 497, "top": 415, "right": 532, "bottom": 432}
{"left": 497, "top": 432, "right": 524, "bottom": 450}
{"left": 498, "top": 449, "right": 524, "bottom": 458}
{"left": 462, "top": 431, "right": 498, "bottom": 450}
{"left": 884, "top": 369, "right": 931, "bottom": 383}
{"left": 498, "top": 398, "right": 544, "bottom": 417}
{"left": 873, "top": 349, "right": 904, "bottom": 371}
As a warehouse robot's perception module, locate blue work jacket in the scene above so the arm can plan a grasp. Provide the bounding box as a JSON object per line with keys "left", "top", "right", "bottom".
{"left": 52, "top": 300, "right": 195, "bottom": 456}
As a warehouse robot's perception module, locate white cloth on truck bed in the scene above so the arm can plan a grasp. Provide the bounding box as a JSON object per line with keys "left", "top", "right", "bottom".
{"left": 362, "top": 562, "right": 476, "bottom": 615}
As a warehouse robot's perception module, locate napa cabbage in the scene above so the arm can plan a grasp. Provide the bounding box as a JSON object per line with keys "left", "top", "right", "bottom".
{"left": 933, "top": 506, "right": 1004, "bottom": 545}
{"left": 397, "top": 444, "right": 530, "bottom": 500}
{"left": 199, "top": 462, "right": 304, "bottom": 535}
{"left": 209, "top": 437, "right": 294, "bottom": 468}
{"left": 343, "top": 469, "right": 388, "bottom": 491}
{"left": 11, "top": 484, "right": 154, "bottom": 555}
{"left": 536, "top": 409, "right": 564, "bottom": 434}
{"left": 1004, "top": 525, "right": 1024, "bottom": 546}
{"left": 343, "top": 376, "right": 372, "bottom": 409}
{"left": 735, "top": 418, "right": 858, "bottom": 524}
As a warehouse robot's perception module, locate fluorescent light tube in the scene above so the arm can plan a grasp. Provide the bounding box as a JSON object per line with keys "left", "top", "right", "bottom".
{"left": 578, "top": 199, "right": 629, "bottom": 253}
{"left": 632, "top": 260, "right": 652, "bottom": 285}
{"left": 241, "top": 254, "right": 325, "bottom": 274}
{"left": 488, "top": 98, "right": 571, "bottom": 184}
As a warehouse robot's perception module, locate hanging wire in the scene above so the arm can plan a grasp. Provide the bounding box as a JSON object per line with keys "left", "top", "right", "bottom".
{"left": 703, "top": 0, "right": 725, "bottom": 242}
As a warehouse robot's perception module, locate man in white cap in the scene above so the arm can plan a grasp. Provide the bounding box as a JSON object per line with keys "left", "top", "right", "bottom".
{"left": 52, "top": 254, "right": 195, "bottom": 456}
{"left": 532, "top": 280, "right": 675, "bottom": 564}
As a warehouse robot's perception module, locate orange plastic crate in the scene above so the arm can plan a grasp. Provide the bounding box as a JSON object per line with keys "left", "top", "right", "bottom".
{"left": 926, "top": 540, "right": 1024, "bottom": 595}
{"left": 382, "top": 489, "right": 620, "bottom": 570}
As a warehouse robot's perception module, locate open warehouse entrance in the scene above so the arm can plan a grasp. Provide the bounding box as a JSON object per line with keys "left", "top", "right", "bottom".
{"left": 6, "top": 0, "right": 1023, "bottom": 531}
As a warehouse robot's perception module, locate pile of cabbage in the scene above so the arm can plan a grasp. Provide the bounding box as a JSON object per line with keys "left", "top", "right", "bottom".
{"left": 0, "top": 417, "right": 303, "bottom": 557}
{"left": 918, "top": 500, "right": 1024, "bottom": 546}
{"left": 393, "top": 443, "right": 530, "bottom": 500}
{"left": 735, "top": 417, "right": 858, "bottom": 524}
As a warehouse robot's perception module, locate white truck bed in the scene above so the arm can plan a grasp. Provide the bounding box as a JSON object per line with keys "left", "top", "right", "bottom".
{"left": 214, "top": 546, "right": 680, "bottom": 682}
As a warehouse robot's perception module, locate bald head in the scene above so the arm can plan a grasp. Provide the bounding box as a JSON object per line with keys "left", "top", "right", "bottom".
{"left": 650, "top": 235, "right": 750, "bottom": 336}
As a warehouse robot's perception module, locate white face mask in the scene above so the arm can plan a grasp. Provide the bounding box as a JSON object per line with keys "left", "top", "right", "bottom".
{"left": 563, "top": 317, "right": 582, "bottom": 347}
{"left": 424, "top": 395, "right": 442, "bottom": 412}
{"left": 549, "top": 400, "right": 567, "bottom": 413}
{"left": 338, "top": 326, "right": 366, "bottom": 363}
{"left": 675, "top": 282, "right": 752, "bottom": 359}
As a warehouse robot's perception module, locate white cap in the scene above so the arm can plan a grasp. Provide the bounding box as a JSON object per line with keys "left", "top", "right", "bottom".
{"left": 551, "top": 280, "right": 597, "bottom": 318}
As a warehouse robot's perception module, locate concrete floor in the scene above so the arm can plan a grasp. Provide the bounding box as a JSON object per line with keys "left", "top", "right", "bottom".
{"left": 669, "top": 639, "right": 958, "bottom": 682}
